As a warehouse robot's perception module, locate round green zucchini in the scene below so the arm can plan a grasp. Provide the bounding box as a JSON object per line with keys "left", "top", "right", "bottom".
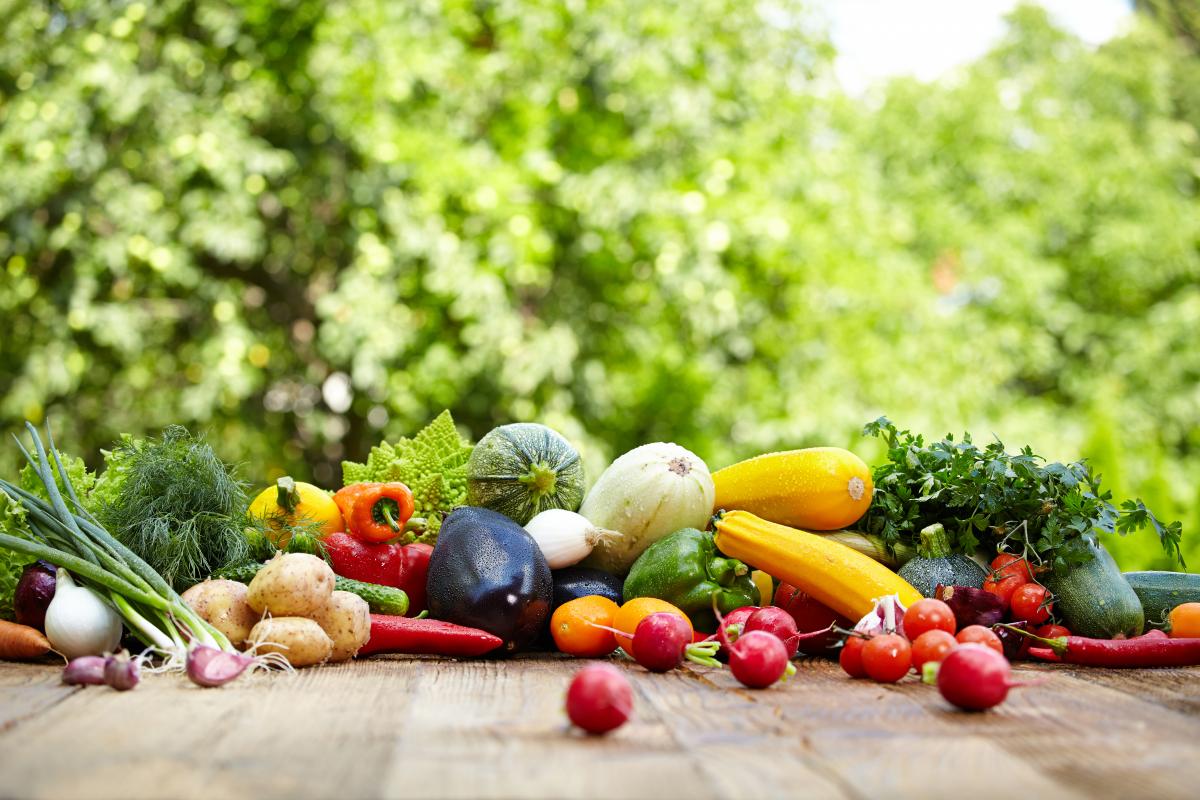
{"left": 466, "top": 423, "right": 585, "bottom": 525}
{"left": 1123, "top": 571, "right": 1200, "bottom": 629}
{"left": 1045, "top": 540, "right": 1144, "bottom": 639}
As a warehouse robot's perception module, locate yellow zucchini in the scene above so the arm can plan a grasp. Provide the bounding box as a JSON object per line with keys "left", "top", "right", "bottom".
{"left": 712, "top": 447, "right": 872, "bottom": 530}
{"left": 712, "top": 510, "right": 921, "bottom": 621}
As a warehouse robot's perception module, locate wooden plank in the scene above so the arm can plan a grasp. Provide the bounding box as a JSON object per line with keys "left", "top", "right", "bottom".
{"left": 0, "top": 656, "right": 1197, "bottom": 800}
{"left": 0, "top": 661, "right": 79, "bottom": 733}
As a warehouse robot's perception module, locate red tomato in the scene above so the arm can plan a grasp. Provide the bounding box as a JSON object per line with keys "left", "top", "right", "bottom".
{"left": 1010, "top": 584, "right": 1052, "bottom": 625}
{"left": 982, "top": 574, "right": 1023, "bottom": 609}
{"left": 911, "top": 630, "right": 957, "bottom": 671}
{"left": 862, "top": 633, "right": 912, "bottom": 683}
{"left": 990, "top": 553, "right": 1033, "bottom": 583}
{"left": 1034, "top": 624, "right": 1070, "bottom": 640}
{"left": 839, "top": 636, "right": 869, "bottom": 679}
{"left": 903, "top": 598, "right": 957, "bottom": 639}
{"left": 956, "top": 625, "right": 1004, "bottom": 655}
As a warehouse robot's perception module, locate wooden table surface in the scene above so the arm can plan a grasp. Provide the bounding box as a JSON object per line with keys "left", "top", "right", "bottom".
{"left": 1, "top": 656, "right": 1198, "bottom": 800}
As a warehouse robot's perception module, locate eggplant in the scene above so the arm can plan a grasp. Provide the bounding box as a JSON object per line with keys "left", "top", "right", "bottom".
{"left": 426, "top": 506, "right": 552, "bottom": 653}
{"left": 551, "top": 567, "right": 623, "bottom": 613}
{"left": 14, "top": 560, "right": 57, "bottom": 631}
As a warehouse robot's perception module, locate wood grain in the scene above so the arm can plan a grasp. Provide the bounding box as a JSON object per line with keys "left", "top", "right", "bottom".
{"left": 0, "top": 658, "right": 1197, "bottom": 800}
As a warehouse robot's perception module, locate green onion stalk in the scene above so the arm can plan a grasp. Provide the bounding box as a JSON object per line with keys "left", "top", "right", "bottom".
{"left": 0, "top": 423, "right": 237, "bottom": 667}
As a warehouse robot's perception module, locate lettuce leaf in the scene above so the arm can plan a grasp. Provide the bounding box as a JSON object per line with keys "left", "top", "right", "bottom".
{"left": 0, "top": 490, "right": 34, "bottom": 621}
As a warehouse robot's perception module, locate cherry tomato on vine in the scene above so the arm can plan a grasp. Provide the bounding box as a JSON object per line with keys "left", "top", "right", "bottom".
{"left": 956, "top": 625, "right": 1004, "bottom": 655}
{"left": 839, "top": 635, "right": 869, "bottom": 678}
{"left": 911, "top": 629, "right": 957, "bottom": 671}
{"left": 990, "top": 553, "right": 1034, "bottom": 583}
{"left": 862, "top": 633, "right": 912, "bottom": 683}
{"left": 903, "top": 598, "right": 957, "bottom": 640}
{"left": 1010, "top": 584, "right": 1052, "bottom": 625}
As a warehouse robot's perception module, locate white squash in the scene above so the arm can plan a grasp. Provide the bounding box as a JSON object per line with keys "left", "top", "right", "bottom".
{"left": 578, "top": 443, "right": 715, "bottom": 575}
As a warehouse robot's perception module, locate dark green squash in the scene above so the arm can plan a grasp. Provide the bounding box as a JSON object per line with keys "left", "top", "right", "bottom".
{"left": 897, "top": 523, "right": 986, "bottom": 598}
{"left": 466, "top": 423, "right": 585, "bottom": 525}
{"left": 1122, "top": 571, "right": 1200, "bottom": 630}
{"left": 1046, "top": 540, "right": 1143, "bottom": 639}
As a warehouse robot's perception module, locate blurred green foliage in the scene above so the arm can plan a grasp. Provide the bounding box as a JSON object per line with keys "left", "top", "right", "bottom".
{"left": 2, "top": 1, "right": 1197, "bottom": 570}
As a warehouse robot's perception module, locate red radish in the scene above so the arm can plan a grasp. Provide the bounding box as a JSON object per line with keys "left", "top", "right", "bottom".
{"left": 839, "top": 635, "right": 869, "bottom": 678}
{"left": 728, "top": 630, "right": 792, "bottom": 688}
{"left": 632, "top": 613, "right": 695, "bottom": 672}
{"left": 716, "top": 606, "right": 759, "bottom": 656}
{"left": 566, "top": 663, "right": 633, "bottom": 734}
{"left": 744, "top": 607, "right": 800, "bottom": 658}
{"left": 937, "top": 643, "right": 1024, "bottom": 711}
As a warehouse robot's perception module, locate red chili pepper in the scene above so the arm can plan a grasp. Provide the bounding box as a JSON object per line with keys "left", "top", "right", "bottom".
{"left": 349, "top": 483, "right": 415, "bottom": 543}
{"left": 1017, "top": 629, "right": 1200, "bottom": 667}
{"left": 358, "top": 614, "right": 503, "bottom": 657}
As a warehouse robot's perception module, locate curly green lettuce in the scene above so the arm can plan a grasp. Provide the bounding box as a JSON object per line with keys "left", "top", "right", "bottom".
{"left": 341, "top": 410, "right": 473, "bottom": 544}
{"left": 0, "top": 490, "right": 34, "bottom": 621}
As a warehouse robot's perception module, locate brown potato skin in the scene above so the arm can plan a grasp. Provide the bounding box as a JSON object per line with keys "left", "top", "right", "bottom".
{"left": 246, "top": 553, "right": 335, "bottom": 617}
{"left": 181, "top": 580, "right": 262, "bottom": 649}
{"left": 310, "top": 591, "right": 371, "bottom": 662}
{"left": 247, "top": 617, "right": 333, "bottom": 667}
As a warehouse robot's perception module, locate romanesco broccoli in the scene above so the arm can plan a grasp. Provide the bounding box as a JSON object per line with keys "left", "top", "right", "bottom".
{"left": 341, "top": 410, "right": 473, "bottom": 545}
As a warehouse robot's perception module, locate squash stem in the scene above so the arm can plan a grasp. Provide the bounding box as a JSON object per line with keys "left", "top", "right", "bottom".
{"left": 917, "top": 523, "right": 953, "bottom": 560}
{"left": 518, "top": 461, "right": 558, "bottom": 500}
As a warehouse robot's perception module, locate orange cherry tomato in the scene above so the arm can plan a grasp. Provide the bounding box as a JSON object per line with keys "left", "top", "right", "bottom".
{"left": 551, "top": 596, "right": 620, "bottom": 657}
{"left": 613, "top": 598, "right": 692, "bottom": 654}
{"left": 1168, "top": 602, "right": 1200, "bottom": 639}
{"left": 839, "top": 635, "right": 870, "bottom": 678}
{"left": 903, "top": 598, "right": 956, "bottom": 639}
{"left": 1010, "top": 583, "right": 1052, "bottom": 625}
{"left": 862, "top": 633, "right": 912, "bottom": 683}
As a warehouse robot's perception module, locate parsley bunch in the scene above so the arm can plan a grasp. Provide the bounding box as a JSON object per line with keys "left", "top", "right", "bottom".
{"left": 860, "top": 418, "right": 1183, "bottom": 575}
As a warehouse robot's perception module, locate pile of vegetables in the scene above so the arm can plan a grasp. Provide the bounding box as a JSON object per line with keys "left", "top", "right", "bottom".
{"left": 2, "top": 410, "right": 1197, "bottom": 728}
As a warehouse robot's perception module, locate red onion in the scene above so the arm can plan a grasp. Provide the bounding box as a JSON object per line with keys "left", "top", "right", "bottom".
{"left": 14, "top": 560, "right": 57, "bottom": 631}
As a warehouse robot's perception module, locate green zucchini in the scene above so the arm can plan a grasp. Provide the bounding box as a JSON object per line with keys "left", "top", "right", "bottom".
{"left": 215, "top": 562, "right": 409, "bottom": 616}
{"left": 1045, "top": 540, "right": 1143, "bottom": 639}
{"left": 1123, "top": 571, "right": 1200, "bottom": 629}
{"left": 897, "top": 523, "right": 986, "bottom": 597}
{"left": 466, "top": 423, "right": 585, "bottom": 525}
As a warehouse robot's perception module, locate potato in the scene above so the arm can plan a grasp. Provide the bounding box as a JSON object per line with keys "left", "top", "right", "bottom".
{"left": 246, "top": 553, "right": 335, "bottom": 617}
{"left": 181, "top": 579, "right": 262, "bottom": 649}
{"left": 310, "top": 591, "right": 371, "bottom": 662}
{"left": 247, "top": 617, "right": 333, "bottom": 667}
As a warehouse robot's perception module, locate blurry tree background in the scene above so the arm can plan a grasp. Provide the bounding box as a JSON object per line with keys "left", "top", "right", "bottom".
{"left": 2, "top": 0, "right": 1198, "bottom": 569}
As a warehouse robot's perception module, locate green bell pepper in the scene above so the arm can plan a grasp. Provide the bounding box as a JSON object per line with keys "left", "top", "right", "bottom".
{"left": 623, "top": 527, "right": 760, "bottom": 633}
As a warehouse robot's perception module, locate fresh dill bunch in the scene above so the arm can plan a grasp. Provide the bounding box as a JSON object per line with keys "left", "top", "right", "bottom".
{"left": 96, "top": 425, "right": 250, "bottom": 592}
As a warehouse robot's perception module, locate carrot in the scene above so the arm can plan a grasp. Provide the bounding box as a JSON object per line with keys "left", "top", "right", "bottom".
{"left": 0, "top": 619, "right": 52, "bottom": 660}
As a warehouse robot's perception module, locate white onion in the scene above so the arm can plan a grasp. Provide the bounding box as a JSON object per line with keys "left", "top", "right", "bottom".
{"left": 44, "top": 569, "right": 123, "bottom": 659}
{"left": 523, "top": 509, "right": 617, "bottom": 569}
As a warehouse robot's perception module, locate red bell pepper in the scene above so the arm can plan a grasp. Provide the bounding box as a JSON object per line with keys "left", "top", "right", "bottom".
{"left": 324, "top": 533, "right": 434, "bottom": 615}
{"left": 358, "top": 614, "right": 503, "bottom": 657}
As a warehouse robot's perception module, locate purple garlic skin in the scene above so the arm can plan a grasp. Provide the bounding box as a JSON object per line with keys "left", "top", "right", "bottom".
{"left": 62, "top": 656, "right": 108, "bottom": 686}
{"left": 103, "top": 652, "right": 141, "bottom": 691}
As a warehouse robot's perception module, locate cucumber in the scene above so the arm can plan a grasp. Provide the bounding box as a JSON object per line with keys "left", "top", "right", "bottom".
{"left": 215, "top": 562, "right": 409, "bottom": 616}
{"left": 1123, "top": 571, "right": 1200, "bottom": 629}
{"left": 1045, "top": 540, "right": 1143, "bottom": 639}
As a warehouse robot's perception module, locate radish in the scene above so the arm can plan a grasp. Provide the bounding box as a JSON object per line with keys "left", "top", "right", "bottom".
{"left": 566, "top": 663, "right": 633, "bottom": 734}
{"left": 728, "top": 630, "right": 793, "bottom": 689}
{"left": 716, "top": 606, "right": 759, "bottom": 656}
{"left": 632, "top": 613, "right": 721, "bottom": 672}
{"left": 744, "top": 607, "right": 801, "bottom": 658}
{"left": 937, "top": 643, "right": 1028, "bottom": 711}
